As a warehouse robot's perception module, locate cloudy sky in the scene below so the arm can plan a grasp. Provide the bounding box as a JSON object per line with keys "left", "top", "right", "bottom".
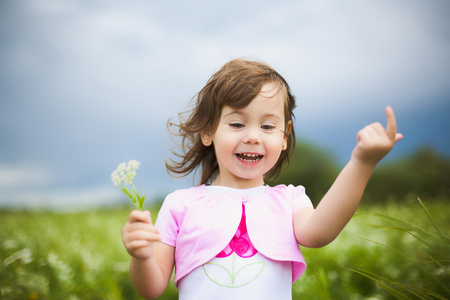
{"left": 1, "top": 0, "right": 449, "bottom": 209}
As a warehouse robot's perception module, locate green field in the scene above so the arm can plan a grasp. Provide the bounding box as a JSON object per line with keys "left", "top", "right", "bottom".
{"left": 1, "top": 197, "right": 449, "bottom": 300}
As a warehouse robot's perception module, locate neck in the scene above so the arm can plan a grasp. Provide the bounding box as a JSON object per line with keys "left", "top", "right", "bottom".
{"left": 211, "top": 175, "right": 264, "bottom": 189}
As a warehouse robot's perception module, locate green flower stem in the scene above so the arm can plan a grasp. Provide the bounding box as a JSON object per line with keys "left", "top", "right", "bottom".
{"left": 111, "top": 160, "right": 145, "bottom": 210}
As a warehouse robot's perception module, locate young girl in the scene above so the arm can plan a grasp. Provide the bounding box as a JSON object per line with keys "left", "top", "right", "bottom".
{"left": 122, "top": 59, "right": 403, "bottom": 299}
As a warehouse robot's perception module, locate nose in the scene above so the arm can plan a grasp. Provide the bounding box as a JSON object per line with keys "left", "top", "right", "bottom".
{"left": 243, "top": 126, "right": 262, "bottom": 144}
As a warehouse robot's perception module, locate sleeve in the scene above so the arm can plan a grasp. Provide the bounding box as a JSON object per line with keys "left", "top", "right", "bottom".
{"left": 154, "top": 192, "right": 180, "bottom": 247}
{"left": 286, "top": 184, "right": 314, "bottom": 213}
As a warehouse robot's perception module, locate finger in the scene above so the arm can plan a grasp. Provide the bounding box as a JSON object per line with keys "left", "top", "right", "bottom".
{"left": 123, "top": 229, "right": 161, "bottom": 248}
{"left": 129, "top": 230, "right": 161, "bottom": 242}
{"left": 127, "top": 240, "right": 152, "bottom": 249}
{"left": 144, "top": 210, "right": 152, "bottom": 223}
{"left": 368, "top": 122, "right": 385, "bottom": 136}
{"left": 356, "top": 127, "right": 369, "bottom": 144}
{"left": 385, "top": 106, "right": 398, "bottom": 141}
{"left": 357, "top": 124, "right": 379, "bottom": 142}
{"left": 124, "top": 222, "right": 160, "bottom": 234}
{"left": 128, "top": 210, "right": 153, "bottom": 224}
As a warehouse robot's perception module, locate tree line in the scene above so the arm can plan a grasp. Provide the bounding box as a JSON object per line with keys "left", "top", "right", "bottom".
{"left": 268, "top": 143, "right": 450, "bottom": 205}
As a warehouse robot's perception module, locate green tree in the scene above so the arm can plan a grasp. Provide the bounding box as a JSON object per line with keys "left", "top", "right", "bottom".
{"left": 268, "top": 142, "right": 340, "bottom": 206}
{"left": 270, "top": 142, "right": 449, "bottom": 204}
{"left": 365, "top": 146, "right": 450, "bottom": 202}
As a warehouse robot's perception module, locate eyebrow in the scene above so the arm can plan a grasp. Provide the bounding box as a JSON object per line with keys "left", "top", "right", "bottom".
{"left": 224, "top": 110, "right": 283, "bottom": 121}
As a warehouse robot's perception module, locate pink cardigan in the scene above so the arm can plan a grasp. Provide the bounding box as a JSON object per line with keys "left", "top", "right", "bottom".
{"left": 155, "top": 184, "right": 313, "bottom": 287}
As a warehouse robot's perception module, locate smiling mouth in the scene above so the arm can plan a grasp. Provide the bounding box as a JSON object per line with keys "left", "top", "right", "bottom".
{"left": 236, "top": 153, "right": 263, "bottom": 162}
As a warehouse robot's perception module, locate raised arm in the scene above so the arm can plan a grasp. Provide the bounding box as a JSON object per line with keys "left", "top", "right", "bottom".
{"left": 294, "top": 107, "right": 403, "bottom": 248}
{"left": 122, "top": 210, "right": 175, "bottom": 299}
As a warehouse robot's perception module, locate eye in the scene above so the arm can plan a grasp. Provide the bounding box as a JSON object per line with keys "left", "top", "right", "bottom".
{"left": 261, "top": 124, "right": 276, "bottom": 131}
{"left": 229, "top": 122, "right": 245, "bottom": 129}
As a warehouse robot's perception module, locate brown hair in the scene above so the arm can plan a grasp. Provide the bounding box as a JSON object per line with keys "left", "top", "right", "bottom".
{"left": 166, "top": 58, "right": 297, "bottom": 185}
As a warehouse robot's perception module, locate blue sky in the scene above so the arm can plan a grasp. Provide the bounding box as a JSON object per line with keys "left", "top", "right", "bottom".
{"left": 1, "top": 0, "right": 449, "bottom": 210}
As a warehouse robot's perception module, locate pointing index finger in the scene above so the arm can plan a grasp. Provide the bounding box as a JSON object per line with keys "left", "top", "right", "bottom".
{"left": 385, "top": 106, "right": 398, "bottom": 141}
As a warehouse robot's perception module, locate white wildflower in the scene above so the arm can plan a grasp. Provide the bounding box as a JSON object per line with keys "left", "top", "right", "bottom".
{"left": 3, "top": 239, "right": 17, "bottom": 250}
{"left": 3, "top": 248, "right": 33, "bottom": 265}
{"left": 127, "top": 159, "right": 140, "bottom": 170}
{"left": 111, "top": 170, "right": 121, "bottom": 187}
{"left": 125, "top": 171, "right": 136, "bottom": 184}
{"left": 111, "top": 160, "right": 146, "bottom": 210}
{"left": 117, "top": 162, "right": 126, "bottom": 172}
{"left": 47, "top": 252, "right": 72, "bottom": 282}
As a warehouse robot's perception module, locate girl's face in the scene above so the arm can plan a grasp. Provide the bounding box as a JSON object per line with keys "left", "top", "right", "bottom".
{"left": 202, "top": 83, "right": 290, "bottom": 189}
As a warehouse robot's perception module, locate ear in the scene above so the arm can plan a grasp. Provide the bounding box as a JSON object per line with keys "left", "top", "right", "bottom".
{"left": 201, "top": 132, "right": 212, "bottom": 147}
{"left": 282, "top": 121, "right": 292, "bottom": 151}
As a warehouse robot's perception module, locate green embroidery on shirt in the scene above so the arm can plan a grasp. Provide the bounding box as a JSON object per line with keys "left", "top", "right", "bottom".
{"left": 202, "top": 253, "right": 265, "bottom": 288}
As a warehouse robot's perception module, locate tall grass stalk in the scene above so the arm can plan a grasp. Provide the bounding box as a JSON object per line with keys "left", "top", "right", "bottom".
{"left": 350, "top": 197, "right": 450, "bottom": 299}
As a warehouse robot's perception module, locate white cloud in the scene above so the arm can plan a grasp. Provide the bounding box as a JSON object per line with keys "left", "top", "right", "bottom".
{"left": 0, "top": 186, "right": 122, "bottom": 211}
{"left": 0, "top": 163, "right": 55, "bottom": 188}
{"left": 26, "top": 0, "right": 79, "bottom": 14}
{"left": 6, "top": 0, "right": 448, "bottom": 116}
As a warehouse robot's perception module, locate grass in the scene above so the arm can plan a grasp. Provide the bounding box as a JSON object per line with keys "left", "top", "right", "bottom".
{"left": 294, "top": 197, "right": 449, "bottom": 299}
{"left": 347, "top": 198, "right": 450, "bottom": 299}
{"left": 1, "top": 197, "right": 448, "bottom": 299}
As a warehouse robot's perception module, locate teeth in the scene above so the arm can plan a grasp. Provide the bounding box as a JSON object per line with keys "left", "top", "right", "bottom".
{"left": 238, "top": 153, "right": 263, "bottom": 162}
